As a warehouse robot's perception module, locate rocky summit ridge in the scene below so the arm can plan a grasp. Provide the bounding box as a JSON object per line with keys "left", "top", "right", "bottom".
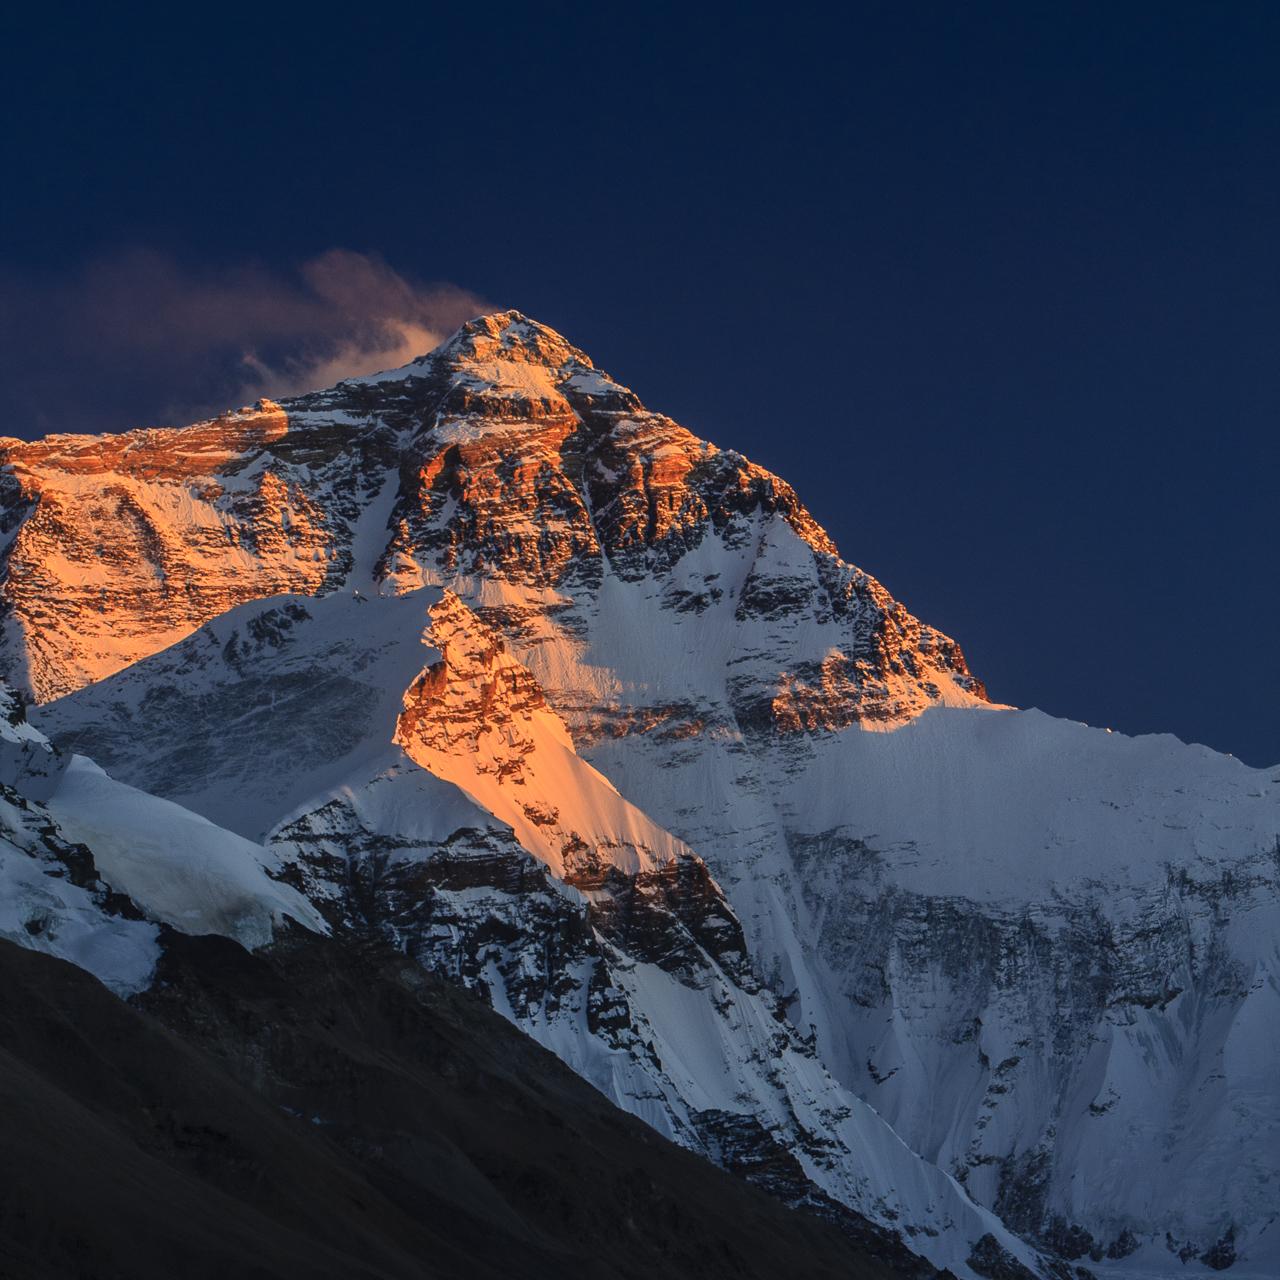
{"left": 0, "top": 309, "right": 983, "bottom": 720}
{"left": 2, "top": 312, "right": 1278, "bottom": 1278}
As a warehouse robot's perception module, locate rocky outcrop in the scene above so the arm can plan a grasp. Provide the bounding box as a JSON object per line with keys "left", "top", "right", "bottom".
{"left": 0, "top": 399, "right": 401, "bottom": 700}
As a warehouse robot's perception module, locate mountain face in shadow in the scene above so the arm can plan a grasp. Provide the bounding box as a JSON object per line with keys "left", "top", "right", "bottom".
{"left": 0, "top": 929, "right": 935, "bottom": 1280}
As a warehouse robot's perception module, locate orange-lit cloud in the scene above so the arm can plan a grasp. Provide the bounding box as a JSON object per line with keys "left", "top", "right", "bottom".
{"left": 0, "top": 250, "right": 491, "bottom": 437}
{"left": 229, "top": 250, "right": 487, "bottom": 402}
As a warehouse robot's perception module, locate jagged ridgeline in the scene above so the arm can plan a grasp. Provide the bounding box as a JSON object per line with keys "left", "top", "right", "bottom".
{"left": 3, "top": 312, "right": 1277, "bottom": 1278}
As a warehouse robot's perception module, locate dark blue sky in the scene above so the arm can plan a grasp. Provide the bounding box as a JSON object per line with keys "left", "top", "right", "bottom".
{"left": 3, "top": 3, "right": 1278, "bottom": 764}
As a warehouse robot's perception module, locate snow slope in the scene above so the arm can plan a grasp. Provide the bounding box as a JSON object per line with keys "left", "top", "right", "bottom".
{"left": 45, "top": 588, "right": 440, "bottom": 840}
{"left": 520, "top": 533, "right": 1280, "bottom": 1271}
{"left": 0, "top": 670, "right": 322, "bottom": 995}
{"left": 0, "top": 803, "right": 158, "bottom": 996}
{"left": 41, "top": 582, "right": 1044, "bottom": 1279}
{"left": 47, "top": 755, "right": 326, "bottom": 949}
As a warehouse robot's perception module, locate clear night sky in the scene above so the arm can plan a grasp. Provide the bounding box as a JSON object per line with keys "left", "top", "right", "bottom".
{"left": 2, "top": 3, "right": 1277, "bottom": 764}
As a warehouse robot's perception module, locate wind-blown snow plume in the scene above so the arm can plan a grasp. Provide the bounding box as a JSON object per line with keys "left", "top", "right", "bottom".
{"left": 0, "top": 249, "right": 489, "bottom": 436}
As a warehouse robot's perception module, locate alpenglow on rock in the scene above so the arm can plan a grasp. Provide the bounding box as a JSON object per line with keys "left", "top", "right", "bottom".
{"left": 6, "top": 311, "right": 1279, "bottom": 1278}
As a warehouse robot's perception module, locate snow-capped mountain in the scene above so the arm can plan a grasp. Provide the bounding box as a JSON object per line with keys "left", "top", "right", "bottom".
{"left": 4, "top": 311, "right": 1277, "bottom": 1276}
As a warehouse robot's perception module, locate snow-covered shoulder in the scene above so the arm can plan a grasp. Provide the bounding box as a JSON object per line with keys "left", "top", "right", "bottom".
{"left": 267, "top": 746, "right": 509, "bottom": 850}
{"left": 0, "top": 798, "right": 160, "bottom": 996}
{"left": 47, "top": 756, "right": 326, "bottom": 948}
{"left": 790, "top": 703, "right": 1280, "bottom": 902}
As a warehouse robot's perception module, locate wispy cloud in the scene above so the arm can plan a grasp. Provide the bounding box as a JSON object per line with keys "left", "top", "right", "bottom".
{"left": 0, "top": 249, "right": 491, "bottom": 438}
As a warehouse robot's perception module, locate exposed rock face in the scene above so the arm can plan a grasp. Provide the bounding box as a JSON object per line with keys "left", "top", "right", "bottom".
{"left": 1, "top": 312, "right": 983, "bottom": 727}
{"left": 0, "top": 400, "right": 401, "bottom": 700}
{"left": 11, "top": 310, "right": 1280, "bottom": 1276}
{"left": 394, "top": 589, "right": 701, "bottom": 884}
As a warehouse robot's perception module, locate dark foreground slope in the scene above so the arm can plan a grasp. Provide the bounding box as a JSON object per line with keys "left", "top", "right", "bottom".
{"left": 0, "top": 931, "right": 925, "bottom": 1280}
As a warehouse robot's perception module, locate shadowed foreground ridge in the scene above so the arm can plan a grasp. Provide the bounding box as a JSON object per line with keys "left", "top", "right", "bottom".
{"left": 0, "top": 930, "right": 926, "bottom": 1280}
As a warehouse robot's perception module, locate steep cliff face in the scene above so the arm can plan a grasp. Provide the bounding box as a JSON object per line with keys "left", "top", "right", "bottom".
{"left": 10, "top": 311, "right": 1280, "bottom": 1275}
{"left": 770, "top": 711, "right": 1280, "bottom": 1273}
{"left": 0, "top": 401, "right": 403, "bottom": 700}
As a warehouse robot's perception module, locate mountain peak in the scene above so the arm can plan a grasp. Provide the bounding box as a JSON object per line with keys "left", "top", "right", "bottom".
{"left": 342, "top": 310, "right": 596, "bottom": 393}
{"left": 431, "top": 310, "right": 592, "bottom": 372}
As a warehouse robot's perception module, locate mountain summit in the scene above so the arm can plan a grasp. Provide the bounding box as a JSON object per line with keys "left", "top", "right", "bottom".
{"left": 0, "top": 311, "right": 984, "bottom": 719}
{"left": 3, "top": 314, "right": 1277, "bottom": 1278}
{"left": 421, "top": 308, "right": 595, "bottom": 367}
